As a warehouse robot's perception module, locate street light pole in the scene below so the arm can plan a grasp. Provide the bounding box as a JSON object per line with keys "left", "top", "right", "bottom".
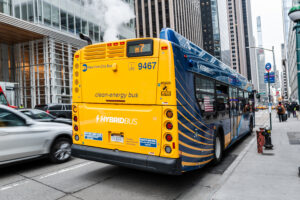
{"left": 247, "top": 46, "right": 274, "bottom": 130}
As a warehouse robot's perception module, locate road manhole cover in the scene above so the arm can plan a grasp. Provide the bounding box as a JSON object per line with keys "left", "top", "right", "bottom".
{"left": 208, "top": 154, "right": 237, "bottom": 174}
{"left": 287, "top": 132, "right": 300, "bottom": 145}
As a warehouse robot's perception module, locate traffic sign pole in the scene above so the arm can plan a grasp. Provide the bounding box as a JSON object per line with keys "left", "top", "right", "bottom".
{"left": 268, "top": 71, "right": 272, "bottom": 130}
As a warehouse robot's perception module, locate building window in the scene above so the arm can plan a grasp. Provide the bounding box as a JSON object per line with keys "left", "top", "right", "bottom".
{"left": 28, "top": 1, "right": 34, "bottom": 22}
{"left": 52, "top": 6, "right": 59, "bottom": 28}
{"left": 43, "top": 2, "right": 51, "bottom": 25}
{"left": 61, "top": 10, "right": 67, "bottom": 31}
{"left": 68, "top": 13, "right": 74, "bottom": 33}
{"left": 75, "top": 17, "right": 81, "bottom": 34}
{"left": 21, "top": 3, "right": 27, "bottom": 21}
{"left": 82, "top": 20, "right": 87, "bottom": 34}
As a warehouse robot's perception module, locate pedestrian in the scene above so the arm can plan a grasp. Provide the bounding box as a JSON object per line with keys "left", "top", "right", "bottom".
{"left": 287, "top": 102, "right": 293, "bottom": 118}
{"left": 293, "top": 106, "right": 297, "bottom": 118}
{"left": 19, "top": 104, "right": 24, "bottom": 109}
{"left": 276, "top": 102, "right": 286, "bottom": 122}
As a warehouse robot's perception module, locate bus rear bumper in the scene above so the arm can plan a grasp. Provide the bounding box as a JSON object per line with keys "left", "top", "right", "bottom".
{"left": 72, "top": 144, "right": 182, "bottom": 175}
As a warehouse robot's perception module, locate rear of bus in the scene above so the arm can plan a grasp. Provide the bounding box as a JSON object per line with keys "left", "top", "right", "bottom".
{"left": 71, "top": 38, "right": 182, "bottom": 174}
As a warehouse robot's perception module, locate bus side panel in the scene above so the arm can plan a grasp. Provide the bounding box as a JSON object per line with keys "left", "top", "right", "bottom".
{"left": 172, "top": 45, "right": 214, "bottom": 172}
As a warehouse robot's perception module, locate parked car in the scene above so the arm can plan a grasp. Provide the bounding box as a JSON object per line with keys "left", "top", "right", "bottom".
{"left": 0, "top": 105, "right": 72, "bottom": 166}
{"left": 35, "top": 104, "right": 72, "bottom": 119}
{"left": 19, "top": 109, "right": 72, "bottom": 125}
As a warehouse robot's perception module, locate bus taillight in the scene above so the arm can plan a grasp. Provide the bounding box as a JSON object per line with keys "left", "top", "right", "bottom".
{"left": 166, "top": 122, "right": 173, "bottom": 130}
{"left": 166, "top": 134, "right": 172, "bottom": 141}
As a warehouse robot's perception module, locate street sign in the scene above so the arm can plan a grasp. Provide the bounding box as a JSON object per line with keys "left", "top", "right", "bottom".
{"left": 265, "top": 63, "right": 272, "bottom": 72}
{"left": 264, "top": 72, "right": 275, "bottom": 83}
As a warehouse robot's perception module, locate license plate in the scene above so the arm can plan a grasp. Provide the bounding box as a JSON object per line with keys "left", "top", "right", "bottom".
{"left": 111, "top": 134, "right": 124, "bottom": 143}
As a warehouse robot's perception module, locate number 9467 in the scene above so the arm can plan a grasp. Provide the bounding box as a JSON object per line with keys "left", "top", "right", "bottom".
{"left": 138, "top": 62, "right": 157, "bottom": 70}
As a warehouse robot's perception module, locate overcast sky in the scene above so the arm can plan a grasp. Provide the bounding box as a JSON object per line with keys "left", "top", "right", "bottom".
{"left": 250, "top": 0, "right": 284, "bottom": 72}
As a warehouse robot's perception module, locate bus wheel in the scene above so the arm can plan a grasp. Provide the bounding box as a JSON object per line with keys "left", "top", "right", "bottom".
{"left": 213, "top": 132, "right": 223, "bottom": 164}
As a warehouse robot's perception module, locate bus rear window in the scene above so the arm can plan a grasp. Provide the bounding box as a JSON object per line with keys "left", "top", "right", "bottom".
{"left": 127, "top": 39, "right": 153, "bottom": 57}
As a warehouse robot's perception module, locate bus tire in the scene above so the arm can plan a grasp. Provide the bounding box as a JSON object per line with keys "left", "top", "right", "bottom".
{"left": 212, "top": 130, "right": 223, "bottom": 165}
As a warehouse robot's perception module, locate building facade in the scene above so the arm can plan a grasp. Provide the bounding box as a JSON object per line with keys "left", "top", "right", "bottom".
{"left": 287, "top": 0, "right": 300, "bottom": 102}
{"left": 281, "top": 43, "right": 289, "bottom": 101}
{"left": 256, "top": 16, "right": 267, "bottom": 102}
{"left": 0, "top": 0, "right": 135, "bottom": 108}
{"left": 200, "top": 0, "right": 231, "bottom": 66}
{"left": 135, "top": 0, "right": 203, "bottom": 47}
{"left": 226, "top": 0, "right": 248, "bottom": 77}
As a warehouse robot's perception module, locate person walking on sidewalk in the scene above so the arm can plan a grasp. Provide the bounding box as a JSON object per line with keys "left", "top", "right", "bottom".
{"left": 277, "top": 102, "right": 286, "bottom": 122}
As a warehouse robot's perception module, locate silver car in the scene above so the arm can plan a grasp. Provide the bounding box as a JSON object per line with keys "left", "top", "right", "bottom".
{"left": 0, "top": 105, "right": 72, "bottom": 165}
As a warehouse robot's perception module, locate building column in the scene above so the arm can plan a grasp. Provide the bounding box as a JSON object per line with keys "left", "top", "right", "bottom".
{"left": 295, "top": 22, "right": 300, "bottom": 103}
{"left": 29, "top": 41, "right": 36, "bottom": 108}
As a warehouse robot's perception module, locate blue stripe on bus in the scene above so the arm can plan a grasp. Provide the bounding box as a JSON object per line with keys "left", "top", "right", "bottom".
{"left": 181, "top": 155, "right": 214, "bottom": 163}
{"left": 178, "top": 134, "right": 213, "bottom": 150}
{"left": 178, "top": 123, "right": 213, "bottom": 146}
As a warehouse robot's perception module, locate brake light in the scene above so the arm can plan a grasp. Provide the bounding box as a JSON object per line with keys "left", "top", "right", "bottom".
{"left": 46, "top": 110, "right": 50, "bottom": 114}
{"left": 107, "top": 43, "right": 112, "bottom": 47}
{"left": 113, "top": 42, "right": 118, "bottom": 46}
{"left": 74, "top": 116, "right": 78, "bottom": 122}
{"left": 161, "top": 46, "right": 168, "bottom": 50}
{"left": 74, "top": 125, "right": 78, "bottom": 131}
{"left": 172, "top": 142, "right": 175, "bottom": 149}
{"left": 166, "top": 122, "right": 173, "bottom": 130}
{"left": 120, "top": 42, "right": 125, "bottom": 45}
{"left": 75, "top": 55, "right": 79, "bottom": 58}
{"left": 166, "top": 134, "right": 172, "bottom": 141}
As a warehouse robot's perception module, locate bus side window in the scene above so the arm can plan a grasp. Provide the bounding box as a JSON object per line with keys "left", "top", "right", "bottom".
{"left": 216, "top": 83, "right": 229, "bottom": 119}
{"left": 195, "top": 76, "right": 216, "bottom": 121}
{"left": 230, "top": 87, "right": 238, "bottom": 113}
{"left": 238, "top": 90, "right": 244, "bottom": 115}
{"left": 244, "top": 92, "right": 250, "bottom": 113}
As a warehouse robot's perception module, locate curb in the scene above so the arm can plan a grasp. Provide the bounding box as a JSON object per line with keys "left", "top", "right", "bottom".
{"left": 210, "top": 135, "right": 256, "bottom": 199}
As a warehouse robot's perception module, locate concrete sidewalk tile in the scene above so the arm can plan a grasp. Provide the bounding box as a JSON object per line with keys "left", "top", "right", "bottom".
{"left": 212, "top": 112, "right": 300, "bottom": 200}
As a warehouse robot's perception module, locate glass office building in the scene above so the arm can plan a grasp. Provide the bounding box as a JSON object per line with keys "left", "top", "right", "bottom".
{"left": 0, "top": 0, "right": 135, "bottom": 108}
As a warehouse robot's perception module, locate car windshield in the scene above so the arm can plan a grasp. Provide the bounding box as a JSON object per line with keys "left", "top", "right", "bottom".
{"left": 32, "top": 109, "right": 55, "bottom": 119}
{"left": 0, "top": 93, "right": 8, "bottom": 105}
{"left": 22, "top": 109, "right": 55, "bottom": 120}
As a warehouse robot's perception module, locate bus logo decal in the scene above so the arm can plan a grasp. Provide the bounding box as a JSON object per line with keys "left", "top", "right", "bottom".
{"left": 96, "top": 115, "right": 138, "bottom": 125}
{"left": 82, "top": 64, "right": 87, "bottom": 72}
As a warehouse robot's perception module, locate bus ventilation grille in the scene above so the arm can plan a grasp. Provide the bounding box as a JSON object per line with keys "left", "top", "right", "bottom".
{"left": 83, "top": 44, "right": 125, "bottom": 60}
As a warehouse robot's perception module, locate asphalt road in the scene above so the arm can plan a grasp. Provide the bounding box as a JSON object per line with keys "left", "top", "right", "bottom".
{"left": 0, "top": 112, "right": 268, "bottom": 200}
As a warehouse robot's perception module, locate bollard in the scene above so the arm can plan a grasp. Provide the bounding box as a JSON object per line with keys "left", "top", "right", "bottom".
{"left": 263, "top": 127, "right": 273, "bottom": 149}
{"left": 256, "top": 128, "right": 265, "bottom": 154}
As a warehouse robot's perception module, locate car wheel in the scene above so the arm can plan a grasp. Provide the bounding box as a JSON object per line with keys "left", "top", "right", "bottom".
{"left": 213, "top": 132, "right": 223, "bottom": 165}
{"left": 50, "top": 137, "right": 72, "bottom": 163}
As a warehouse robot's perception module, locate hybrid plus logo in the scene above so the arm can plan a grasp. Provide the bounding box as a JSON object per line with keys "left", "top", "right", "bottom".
{"left": 82, "top": 64, "right": 87, "bottom": 72}
{"left": 96, "top": 115, "right": 138, "bottom": 125}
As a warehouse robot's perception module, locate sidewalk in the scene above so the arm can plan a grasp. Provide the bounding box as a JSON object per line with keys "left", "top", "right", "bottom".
{"left": 212, "top": 112, "right": 300, "bottom": 200}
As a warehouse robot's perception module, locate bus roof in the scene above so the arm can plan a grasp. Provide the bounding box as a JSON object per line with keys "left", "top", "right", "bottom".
{"left": 160, "top": 28, "right": 252, "bottom": 92}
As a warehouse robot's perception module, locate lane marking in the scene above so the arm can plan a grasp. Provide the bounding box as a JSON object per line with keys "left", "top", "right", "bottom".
{"left": 0, "top": 180, "right": 29, "bottom": 191}
{"left": 38, "top": 162, "right": 93, "bottom": 179}
{"left": 0, "top": 161, "right": 93, "bottom": 192}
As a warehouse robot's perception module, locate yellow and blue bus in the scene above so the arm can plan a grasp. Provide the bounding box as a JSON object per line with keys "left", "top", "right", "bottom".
{"left": 71, "top": 29, "right": 255, "bottom": 175}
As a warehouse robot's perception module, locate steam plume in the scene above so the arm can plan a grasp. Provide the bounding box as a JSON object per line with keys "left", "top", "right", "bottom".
{"left": 83, "top": 0, "right": 135, "bottom": 42}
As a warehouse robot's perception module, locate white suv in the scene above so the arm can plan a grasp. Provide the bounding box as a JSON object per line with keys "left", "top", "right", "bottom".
{"left": 0, "top": 105, "right": 72, "bottom": 165}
